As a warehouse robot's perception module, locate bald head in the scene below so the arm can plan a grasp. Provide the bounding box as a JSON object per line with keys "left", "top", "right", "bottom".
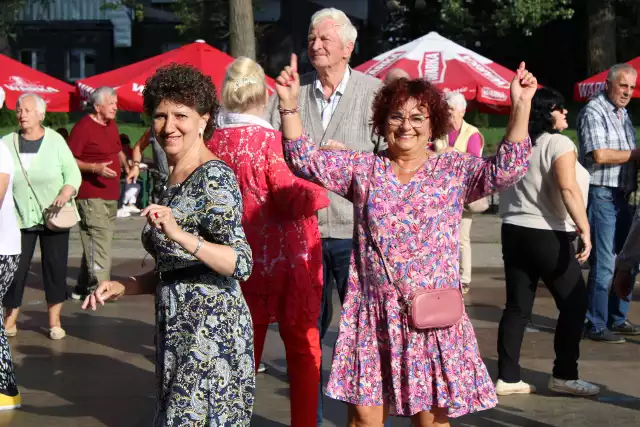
{"left": 384, "top": 68, "right": 410, "bottom": 84}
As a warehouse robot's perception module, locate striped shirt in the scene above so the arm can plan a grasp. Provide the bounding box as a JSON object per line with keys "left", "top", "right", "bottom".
{"left": 577, "top": 92, "right": 637, "bottom": 192}
{"left": 314, "top": 67, "right": 351, "bottom": 132}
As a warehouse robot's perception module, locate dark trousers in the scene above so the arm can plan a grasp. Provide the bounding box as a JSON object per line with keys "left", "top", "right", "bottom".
{"left": 498, "top": 223, "right": 587, "bottom": 382}
{"left": 3, "top": 228, "right": 70, "bottom": 309}
{"left": 317, "top": 238, "right": 352, "bottom": 427}
{"left": 318, "top": 238, "right": 353, "bottom": 339}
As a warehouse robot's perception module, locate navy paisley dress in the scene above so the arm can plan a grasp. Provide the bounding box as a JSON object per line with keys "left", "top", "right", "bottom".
{"left": 141, "top": 160, "right": 254, "bottom": 427}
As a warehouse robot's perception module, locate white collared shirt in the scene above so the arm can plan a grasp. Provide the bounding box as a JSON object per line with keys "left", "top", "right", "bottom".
{"left": 314, "top": 67, "right": 351, "bottom": 131}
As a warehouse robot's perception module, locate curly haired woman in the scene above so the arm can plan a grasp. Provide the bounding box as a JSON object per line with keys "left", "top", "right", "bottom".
{"left": 275, "top": 55, "right": 537, "bottom": 426}
{"left": 82, "top": 64, "right": 254, "bottom": 426}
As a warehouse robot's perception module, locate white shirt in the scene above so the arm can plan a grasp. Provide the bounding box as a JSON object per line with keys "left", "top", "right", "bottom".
{"left": 499, "top": 132, "right": 590, "bottom": 232}
{"left": 314, "top": 67, "right": 351, "bottom": 131}
{"left": 0, "top": 142, "right": 21, "bottom": 255}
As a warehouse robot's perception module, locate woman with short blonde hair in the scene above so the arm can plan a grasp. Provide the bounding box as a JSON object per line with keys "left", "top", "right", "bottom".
{"left": 208, "top": 57, "right": 329, "bottom": 427}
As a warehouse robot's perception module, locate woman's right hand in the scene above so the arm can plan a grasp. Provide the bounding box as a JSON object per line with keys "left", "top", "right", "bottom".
{"left": 81, "top": 280, "right": 126, "bottom": 310}
{"left": 275, "top": 53, "right": 300, "bottom": 109}
{"left": 576, "top": 231, "right": 592, "bottom": 264}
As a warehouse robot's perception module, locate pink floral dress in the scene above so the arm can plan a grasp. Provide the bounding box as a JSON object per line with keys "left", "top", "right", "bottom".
{"left": 283, "top": 135, "right": 531, "bottom": 417}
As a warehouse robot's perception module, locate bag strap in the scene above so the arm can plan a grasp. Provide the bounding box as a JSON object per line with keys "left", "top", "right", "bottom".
{"left": 362, "top": 158, "right": 411, "bottom": 304}
{"left": 13, "top": 133, "right": 46, "bottom": 214}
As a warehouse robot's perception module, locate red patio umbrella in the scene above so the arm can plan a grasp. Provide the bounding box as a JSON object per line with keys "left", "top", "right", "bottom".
{"left": 77, "top": 40, "right": 276, "bottom": 112}
{"left": 355, "top": 32, "right": 517, "bottom": 110}
{"left": 574, "top": 57, "right": 640, "bottom": 102}
{"left": 0, "top": 54, "right": 77, "bottom": 112}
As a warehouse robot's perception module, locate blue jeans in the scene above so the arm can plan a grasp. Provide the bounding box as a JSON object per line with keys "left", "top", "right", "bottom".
{"left": 317, "top": 238, "right": 352, "bottom": 427}
{"left": 586, "top": 186, "right": 634, "bottom": 332}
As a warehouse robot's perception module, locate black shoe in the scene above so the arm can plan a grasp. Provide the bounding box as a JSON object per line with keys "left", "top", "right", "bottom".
{"left": 611, "top": 320, "right": 640, "bottom": 336}
{"left": 585, "top": 328, "right": 626, "bottom": 343}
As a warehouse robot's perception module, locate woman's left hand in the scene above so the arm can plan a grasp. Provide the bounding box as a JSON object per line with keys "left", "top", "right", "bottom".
{"left": 51, "top": 193, "right": 71, "bottom": 208}
{"left": 141, "top": 204, "right": 182, "bottom": 241}
{"left": 510, "top": 61, "right": 538, "bottom": 105}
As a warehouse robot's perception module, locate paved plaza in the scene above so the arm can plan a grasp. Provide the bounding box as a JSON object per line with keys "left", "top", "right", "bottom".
{"left": 1, "top": 214, "right": 639, "bottom": 426}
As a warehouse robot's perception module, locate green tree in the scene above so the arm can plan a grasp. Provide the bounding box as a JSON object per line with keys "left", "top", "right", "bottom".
{"left": 382, "top": 0, "right": 574, "bottom": 49}
{"left": 0, "top": 0, "right": 52, "bottom": 54}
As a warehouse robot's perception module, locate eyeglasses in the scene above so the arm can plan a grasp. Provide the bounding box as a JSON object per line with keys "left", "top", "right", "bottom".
{"left": 387, "top": 114, "right": 429, "bottom": 128}
{"left": 552, "top": 104, "right": 565, "bottom": 112}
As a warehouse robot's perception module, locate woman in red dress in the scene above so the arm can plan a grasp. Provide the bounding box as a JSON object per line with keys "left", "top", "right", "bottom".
{"left": 206, "top": 57, "right": 329, "bottom": 427}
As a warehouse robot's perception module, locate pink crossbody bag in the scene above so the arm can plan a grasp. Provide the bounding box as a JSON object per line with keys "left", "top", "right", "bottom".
{"left": 363, "top": 159, "right": 465, "bottom": 330}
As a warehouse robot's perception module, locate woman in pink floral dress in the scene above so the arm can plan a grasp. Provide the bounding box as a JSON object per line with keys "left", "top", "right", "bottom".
{"left": 274, "top": 55, "right": 538, "bottom": 426}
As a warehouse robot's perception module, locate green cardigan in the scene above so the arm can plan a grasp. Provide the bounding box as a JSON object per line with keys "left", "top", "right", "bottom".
{"left": 2, "top": 128, "right": 82, "bottom": 229}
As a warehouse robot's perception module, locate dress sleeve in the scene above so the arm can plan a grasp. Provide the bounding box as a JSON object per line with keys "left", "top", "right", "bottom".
{"left": 463, "top": 136, "right": 532, "bottom": 203}
{"left": 283, "top": 134, "right": 370, "bottom": 201}
{"left": 198, "top": 162, "right": 253, "bottom": 281}
{"left": 266, "top": 143, "right": 329, "bottom": 219}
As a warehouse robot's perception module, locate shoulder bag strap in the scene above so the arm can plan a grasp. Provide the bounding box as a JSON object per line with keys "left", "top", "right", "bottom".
{"left": 362, "top": 157, "right": 411, "bottom": 304}
{"left": 13, "top": 133, "right": 46, "bottom": 214}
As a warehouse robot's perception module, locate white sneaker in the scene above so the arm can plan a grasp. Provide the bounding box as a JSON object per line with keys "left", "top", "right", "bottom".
{"left": 495, "top": 379, "right": 537, "bottom": 396}
{"left": 116, "top": 209, "right": 131, "bottom": 218}
{"left": 548, "top": 377, "right": 600, "bottom": 396}
{"left": 124, "top": 204, "right": 141, "bottom": 214}
{"left": 257, "top": 363, "right": 267, "bottom": 373}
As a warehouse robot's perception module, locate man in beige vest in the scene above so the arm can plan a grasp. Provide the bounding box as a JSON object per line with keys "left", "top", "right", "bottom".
{"left": 439, "top": 92, "right": 485, "bottom": 294}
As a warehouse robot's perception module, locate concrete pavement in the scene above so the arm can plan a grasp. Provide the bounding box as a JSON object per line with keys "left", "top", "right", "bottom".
{"left": 5, "top": 214, "right": 639, "bottom": 426}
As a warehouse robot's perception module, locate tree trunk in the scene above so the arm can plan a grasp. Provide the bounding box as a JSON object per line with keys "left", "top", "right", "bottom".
{"left": 229, "top": 0, "right": 256, "bottom": 60}
{"left": 586, "top": 0, "right": 616, "bottom": 75}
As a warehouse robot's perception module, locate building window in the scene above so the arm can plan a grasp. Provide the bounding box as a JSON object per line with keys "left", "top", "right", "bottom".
{"left": 20, "top": 49, "right": 45, "bottom": 72}
{"left": 66, "top": 49, "right": 97, "bottom": 81}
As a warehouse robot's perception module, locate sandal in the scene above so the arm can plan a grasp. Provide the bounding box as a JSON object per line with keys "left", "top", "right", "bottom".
{"left": 5, "top": 326, "right": 17, "bottom": 337}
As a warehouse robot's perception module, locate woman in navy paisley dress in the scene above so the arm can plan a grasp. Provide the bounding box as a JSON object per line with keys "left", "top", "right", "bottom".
{"left": 83, "top": 65, "right": 254, "bottom": 426}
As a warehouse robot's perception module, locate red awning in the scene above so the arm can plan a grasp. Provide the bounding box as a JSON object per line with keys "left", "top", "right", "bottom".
{"left": 0, "top": 54, "right": 77, "bottom": 112}
{"left": 574, "top": 57, "right": 640, "bottom": 102}
{"left": 77, "top": 41, "right": 276, "bottom": 112}
{"left": 355, "top": 32, "right": 517, "bottom": 110}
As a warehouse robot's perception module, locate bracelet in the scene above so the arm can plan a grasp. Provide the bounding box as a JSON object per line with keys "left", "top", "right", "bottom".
{"left": 192, "top": 235, "right": 205, "bottom": 256}
{"left": 133, "top": 161, "right": 140, "bottom": 166}
{"left": 278, "top": 105, "right": 299, "bottom": 115}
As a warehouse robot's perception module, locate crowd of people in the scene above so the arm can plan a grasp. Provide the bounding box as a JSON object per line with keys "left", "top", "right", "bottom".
{"left": 0, "top": 6, "right": 637, "bottom": 426}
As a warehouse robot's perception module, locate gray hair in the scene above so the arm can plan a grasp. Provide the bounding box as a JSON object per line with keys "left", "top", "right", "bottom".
{"left": 17, "top": 93, "right": 47, "bottom": 117}
{"left": 444, "top": 92, "right": 467, "bottom": 111}
{"left": 384, "top": 68, "right": 410, "bottom": 84}
{"left": 607, "top": 63, "right": 637, "bottom": 82}
{"left": 88, "top": 86, "right": 117, "bottom": 109}
{"left": 309, "top": 8, "right": 358, "bottom": 46}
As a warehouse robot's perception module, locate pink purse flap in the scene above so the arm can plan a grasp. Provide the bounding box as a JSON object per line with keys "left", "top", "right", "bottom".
{"left": 410, "top": 288, "right": 464, "bottom": 329}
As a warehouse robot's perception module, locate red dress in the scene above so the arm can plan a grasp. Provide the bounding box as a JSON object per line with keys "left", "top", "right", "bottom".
{"left": 207, "top": 124, "right": 329, "bottom": 326}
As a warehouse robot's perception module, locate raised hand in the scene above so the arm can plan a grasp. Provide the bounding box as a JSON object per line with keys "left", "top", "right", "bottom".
{"left": 275, "top": 53, "right": 300, "bottom": 110}
{"left": 510, "top": 61, "right": 538, "bottom": 105}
